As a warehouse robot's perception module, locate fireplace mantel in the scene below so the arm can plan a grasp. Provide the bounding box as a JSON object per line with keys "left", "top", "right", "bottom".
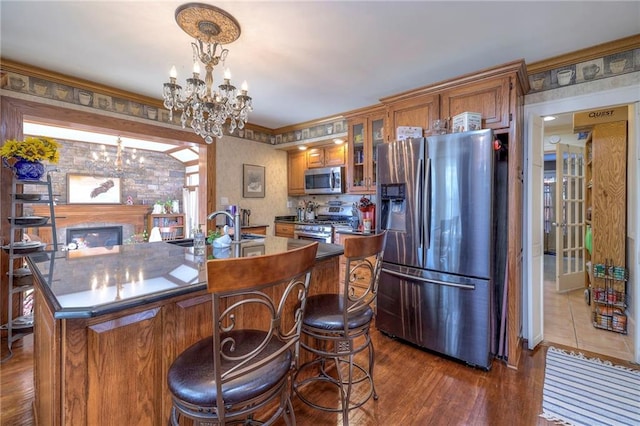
{"left": 31, "top": 204, "right": 151, "bottom": 244}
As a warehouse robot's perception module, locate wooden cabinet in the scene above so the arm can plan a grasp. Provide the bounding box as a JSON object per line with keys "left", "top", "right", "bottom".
{"left": 440, "top": 77, "right": 511, "bottom": 129}
{"left": 306, "top": 148, "right": 325, "bottom": 168}
{"left": 274, "top": 222, "right": 295, "bottom": 238}
{"left": 287, "top": 150, "right": 306, "bottom": 196}
{"left": 32, "top": 254, "right": 341, "bottom": 425}
{"left": 242, "top": 225, "right": 267, "bottom": 235}
{"left": 382, "top": 77, "right": 509, "bottom": 138}
{"left": 306, "top": 144, "right": 345, "bottom": 168}
{"left": 589, "top": 121, "right": 628, "bottom": 333}
{"left": 385, "top": 92, "right": 439, "bottom": 141}
{"left": 346, "top": 109, "right": 385, "bottom": 194}
{"left": 324, "top": 144, "right": 346, "bottom": 166}
{"left": 148, "top": 214, "right": 185, "bottom": 238}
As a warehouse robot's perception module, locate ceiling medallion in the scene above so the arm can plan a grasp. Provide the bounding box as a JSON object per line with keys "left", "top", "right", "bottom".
{"left": 163, "top": 3, "right": 252, "bottom": 143}
{"left": 175, "top": 3, "right": 241, "bottom": 44}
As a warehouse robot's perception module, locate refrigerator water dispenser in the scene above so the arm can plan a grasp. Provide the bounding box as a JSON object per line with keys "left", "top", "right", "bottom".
{"left": 380, "top": 183, "right": 406, "bottom": 232}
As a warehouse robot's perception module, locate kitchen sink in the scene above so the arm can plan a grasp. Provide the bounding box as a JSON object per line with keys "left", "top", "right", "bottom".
{"left": 166, "top": 234, "right": 264, "bottom": 248}
{"left": 165, "top": 238, "right": 194, "bottom": 247}
{"left": 240, "top": 233, "right": 265, "bottom": 240}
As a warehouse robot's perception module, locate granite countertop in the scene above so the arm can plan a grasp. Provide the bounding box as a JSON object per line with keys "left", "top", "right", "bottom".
{"left": 335, "top": 229, "right": 378, "bottom": 236}
{"left": 28, "top": 236, "right": 343, "bottom": 320}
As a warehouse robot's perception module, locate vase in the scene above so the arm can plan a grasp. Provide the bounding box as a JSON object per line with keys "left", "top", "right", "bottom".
{"left": 359, "top": 205, "right": 376, "bottom": 231}
{"left": 13, "top": 157, "right": 46, "bottom": 181}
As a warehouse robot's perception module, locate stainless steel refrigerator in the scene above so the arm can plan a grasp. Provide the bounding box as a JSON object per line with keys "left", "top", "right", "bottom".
{"left": 376, "top": 129, "right": 498, "bottom": 370}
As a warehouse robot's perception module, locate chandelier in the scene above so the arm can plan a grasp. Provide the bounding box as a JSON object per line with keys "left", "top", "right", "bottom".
{"left": 162, "top": 3, "right": 253, "bottom": 143}
{"left": 88, "top": 137, "right": 145, "bottom": 177}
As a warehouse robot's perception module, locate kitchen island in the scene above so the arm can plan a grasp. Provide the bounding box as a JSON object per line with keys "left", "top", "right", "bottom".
{"left": 28, "top": 236, "right": 342, "bottom": 425}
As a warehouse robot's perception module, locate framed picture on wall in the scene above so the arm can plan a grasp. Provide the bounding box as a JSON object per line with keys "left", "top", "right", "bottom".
{"left": 242, "top": 164, "right": 265, "bottom": 198}
{"left": 67, "top": 174, "right": 121, "bottom": 204}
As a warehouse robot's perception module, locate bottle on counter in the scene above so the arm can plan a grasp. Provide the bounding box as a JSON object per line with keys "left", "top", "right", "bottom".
{"left": 193, "top": 225, "right": 205, "bottom": 256}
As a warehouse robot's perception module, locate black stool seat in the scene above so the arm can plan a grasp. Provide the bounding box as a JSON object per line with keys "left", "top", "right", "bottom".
{"left": 168, "top": 330, "right": 291, "bottom": 407}
{"left": 303, "top": 294, "right": 373, "bottom": 331}
{"left": 293, "top": 232, "right": 387, "bottom": 426}
{"left": 167, "top": 243, "right": 318, "bottom": 425}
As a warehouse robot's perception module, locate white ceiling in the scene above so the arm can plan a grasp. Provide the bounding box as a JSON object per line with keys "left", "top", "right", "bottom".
{"left": 1, "top": 1, "right": 639, "bottom": 130}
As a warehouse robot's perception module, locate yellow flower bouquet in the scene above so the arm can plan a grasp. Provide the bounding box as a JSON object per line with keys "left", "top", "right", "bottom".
{"left": 0, "top": 136, "right": 60, "bottom": 163}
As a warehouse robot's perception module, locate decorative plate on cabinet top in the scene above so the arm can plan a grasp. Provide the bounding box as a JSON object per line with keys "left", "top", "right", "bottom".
{"left": 2, "top": 241, "right": 46, "bottom": 253}
{"left": 14, "top": 193, "right": 42, "bottom": 201}
{"left": 7, "top": 216, "right": 49, "bottom": 226}
{"left": 11, "top": 315, "right": 34, "bottom": 328}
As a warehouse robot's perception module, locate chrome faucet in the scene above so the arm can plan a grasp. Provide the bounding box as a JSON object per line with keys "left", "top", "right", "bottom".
{"left": 207, "top": 208, "right": 242, "bottom": 243}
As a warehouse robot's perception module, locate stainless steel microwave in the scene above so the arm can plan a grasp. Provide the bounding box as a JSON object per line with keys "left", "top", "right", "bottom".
{"left": 304, "top": 166, "right": 345, "bottom": 194}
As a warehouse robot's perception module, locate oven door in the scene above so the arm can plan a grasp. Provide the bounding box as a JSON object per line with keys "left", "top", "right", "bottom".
{"left": 294, "top": 230, "right": 332, "bottom": 244}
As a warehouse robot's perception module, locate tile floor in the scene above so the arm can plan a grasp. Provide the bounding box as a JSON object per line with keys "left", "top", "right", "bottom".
{"left": 543, "top": 255, "right": 634, "bottom": 361}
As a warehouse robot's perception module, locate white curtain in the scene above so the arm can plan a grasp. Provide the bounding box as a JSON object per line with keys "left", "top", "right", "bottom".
{"left": 182, "top": 187, "right": 198, "bottom": 238}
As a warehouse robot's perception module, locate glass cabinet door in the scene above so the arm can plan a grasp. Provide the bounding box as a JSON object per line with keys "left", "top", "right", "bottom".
{"left": 369, "top": 114, "right": 385, "bottom": 191}
{"left": 348, "top": 118, "right": 368, "bottom": 193}
{"left": 347, "top": 113, "right": 385, "bottom": 194}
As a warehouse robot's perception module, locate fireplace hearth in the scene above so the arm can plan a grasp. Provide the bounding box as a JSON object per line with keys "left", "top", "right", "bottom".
{"left": 66, "top": 226, "right": 123, "bottom": 249}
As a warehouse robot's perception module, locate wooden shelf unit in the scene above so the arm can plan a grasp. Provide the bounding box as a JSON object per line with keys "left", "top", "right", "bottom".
{"left": 148, "top": 214, "right": 185, "bottom": 239}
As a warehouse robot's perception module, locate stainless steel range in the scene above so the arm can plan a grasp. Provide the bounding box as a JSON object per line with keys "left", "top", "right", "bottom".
{"left": 293, "top": 205, "right": 354, "bottom": 243}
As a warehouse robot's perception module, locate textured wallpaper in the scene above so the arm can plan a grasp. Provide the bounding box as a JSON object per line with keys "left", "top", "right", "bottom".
{"left": 215, "top": 136, "right": 289, "bottom": 235}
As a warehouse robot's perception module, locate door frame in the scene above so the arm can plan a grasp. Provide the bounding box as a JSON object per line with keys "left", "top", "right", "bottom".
{"left": 523, "top": 84, "right": 639, "bottom": 363}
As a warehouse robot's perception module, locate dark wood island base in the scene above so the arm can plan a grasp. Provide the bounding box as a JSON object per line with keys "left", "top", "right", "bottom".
{"left": 30, "top": 238, "right": 341, "bottom": 425}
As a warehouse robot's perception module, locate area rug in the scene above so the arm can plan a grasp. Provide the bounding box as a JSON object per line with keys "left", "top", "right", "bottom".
{"left": 541, "top": 346, "right": 640, "bottom": 426}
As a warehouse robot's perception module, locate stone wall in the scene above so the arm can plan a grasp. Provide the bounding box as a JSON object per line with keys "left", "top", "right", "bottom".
{"left": 34, "top": 139, "right": 185, "bottom": 206}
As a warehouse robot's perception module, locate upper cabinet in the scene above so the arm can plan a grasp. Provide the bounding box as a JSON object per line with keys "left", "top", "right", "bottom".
{"left": 346, "top": 109, "right": 385, "bottom": 194}
{"left": 324, "top": 144, "right": 346, "bottom": 167}
{"left": 287, "top": 150, "right": 306, "bottom": 196}
{"left": 385, "top": 93, "right": 439, "bottom": 142}
{"left": 440, "top": 77, "right": 511, "bottom": 129}
{"left": 375, "top": 60, "right": 529, "bottom": 368}
{"left": 307, "top": 144, "right": 345, "bottom": 168}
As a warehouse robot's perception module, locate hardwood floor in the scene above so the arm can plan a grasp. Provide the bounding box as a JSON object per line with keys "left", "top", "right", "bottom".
{"left": 2, "top": 260, "right": 635, "bottom": 424}
{"left": 1, "top": 328, "right": 558, "bottom": 426}
{"left": 2, "top": 309, "right": 637, "bottom": 425}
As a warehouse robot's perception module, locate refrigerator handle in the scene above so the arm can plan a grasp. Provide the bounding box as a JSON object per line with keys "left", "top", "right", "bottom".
{"left": 382, "top": 268, "right": 475, "bottom": 290}
{"left": 416, "top": 157, "right": 424, "bottom": 267}
{"left": 425, "top": 158, "right": 431, "bottom": 250}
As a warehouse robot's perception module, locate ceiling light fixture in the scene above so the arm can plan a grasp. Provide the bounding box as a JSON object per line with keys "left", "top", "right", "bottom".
{"left": 88, "top": 137, "right": 145, "bottom": 177}
{"left": 162, "top": 3, "right": 252, "bottom": 143}
{"left": 543, "top": 116, "right": 557, "bottom": 121}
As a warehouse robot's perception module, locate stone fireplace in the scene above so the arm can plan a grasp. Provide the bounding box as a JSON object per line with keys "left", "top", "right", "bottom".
{"left": 66, "top": 226, "right": 124, "bottom": 249}
{"left": 31, "top": 204, "right": 151, "bottom": 246}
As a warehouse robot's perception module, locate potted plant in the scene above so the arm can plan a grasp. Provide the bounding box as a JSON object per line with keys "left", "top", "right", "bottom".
{"left": 0, "top": 136, "right": 60, "bottom": 181}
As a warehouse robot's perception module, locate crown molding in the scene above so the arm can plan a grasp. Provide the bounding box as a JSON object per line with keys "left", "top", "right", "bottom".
{"left": 527, "top": 34, "right": 640, "bottom": 75}
{"left": 1, "top": 58, "right": 273, "bottom": 137}
{"left": 1, "top": 58, "right": 164, "bottom": 107}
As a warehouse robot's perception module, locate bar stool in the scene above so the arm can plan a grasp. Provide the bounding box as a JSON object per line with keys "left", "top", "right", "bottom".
{"left": 167, "top": 242, "right": 318, "bottom": 425}
{"left": 293, "top": 231, "right": 386, "bottom": 425}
